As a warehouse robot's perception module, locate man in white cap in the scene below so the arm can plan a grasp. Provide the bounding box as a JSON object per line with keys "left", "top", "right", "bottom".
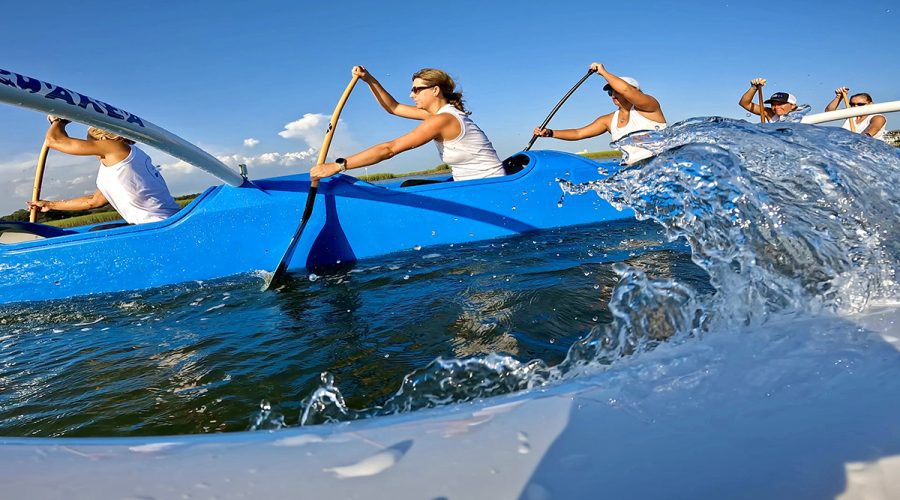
{"left": 739, "top": 78, "right": 798, "bottom": 122}
{"left": 533, "top": 62, "right": 667, "bottom": 164}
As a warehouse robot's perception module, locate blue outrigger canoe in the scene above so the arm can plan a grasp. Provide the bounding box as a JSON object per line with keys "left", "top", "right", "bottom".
{"left": 0, "top": 68, "right": 633, "bottom": 305}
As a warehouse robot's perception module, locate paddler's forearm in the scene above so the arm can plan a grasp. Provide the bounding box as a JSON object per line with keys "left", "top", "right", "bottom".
{"left": 44, "top": 195, "right": 107, "bottom": 212}
{"left": 365, "top": 77, "right": 402, "bottom": 115}
{"left": 344, "top": 142, "right": 400, "bottom": 170}
{"left": 739, "top": 87, "right": 758, "bottom": 111}
{"left": 544, "top": 128, "right": 581, "bottom": 141}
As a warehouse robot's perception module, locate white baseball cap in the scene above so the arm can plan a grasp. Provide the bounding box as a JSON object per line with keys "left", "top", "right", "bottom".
{"left": 603, "top": 77, "right": 641, "bottom": 91}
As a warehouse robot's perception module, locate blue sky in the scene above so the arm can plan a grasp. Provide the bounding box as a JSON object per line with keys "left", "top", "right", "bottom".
{"left": 1, "top": 0, "right": 897, "bottom": 214}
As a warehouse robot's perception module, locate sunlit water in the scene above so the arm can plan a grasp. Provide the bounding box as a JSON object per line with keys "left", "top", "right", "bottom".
{"left": 1, "top": 118, "right": 897, "bottom": 438}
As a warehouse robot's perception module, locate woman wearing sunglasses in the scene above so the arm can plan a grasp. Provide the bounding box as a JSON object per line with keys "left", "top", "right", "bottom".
{"left": 310, "top": 66, "right": 504, "bottom": 182}
{"left": 531, "top": 62, "right": 667, "bottom": 164}
{"left": 825, "top": 87, "right": 887, "bottom": 141}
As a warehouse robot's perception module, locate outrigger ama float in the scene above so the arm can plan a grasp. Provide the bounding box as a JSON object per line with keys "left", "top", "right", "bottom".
{"left": 0, "top": 68, "right": 634, "bottom": 305}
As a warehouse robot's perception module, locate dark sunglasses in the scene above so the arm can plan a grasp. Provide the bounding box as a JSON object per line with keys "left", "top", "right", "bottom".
{"left": 411, "top": 85, "right": 434, "bottom": 94}
{"left": 849, "top": 102, "right": 868, "bottom": 107}
{"left": 606, "top": 90, "right": 614, "bottom": 96}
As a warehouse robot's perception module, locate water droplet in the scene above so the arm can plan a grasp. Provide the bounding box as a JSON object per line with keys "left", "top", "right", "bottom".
{"left": 511, "top": 205, "right": 517, "bottom": 210}
{"left": 308, "top": 273, "right": 319, "bottom": 282}
{"left": 517, "top": 431, "right": 531, "bottom": 454}
{"left": 593, "top": 284, "right": 600, "bottom": 290}
{"left": 431, "top": 230, "right": 436, "bottom": 236}
{"left": 403, "top": 275, "right": 410, "bottom": 280}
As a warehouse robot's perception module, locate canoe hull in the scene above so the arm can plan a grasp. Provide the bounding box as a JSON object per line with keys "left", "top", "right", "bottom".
{"left": 0, "top": 151, "right": 632, "bottom": 304}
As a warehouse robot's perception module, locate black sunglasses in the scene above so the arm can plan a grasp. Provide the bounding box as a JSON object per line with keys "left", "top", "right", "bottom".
{"left": 849, "top": 102, "right": 868, "bottom": 107}
{"left": 411, "top": 85, "right": 434, "bottom": 94}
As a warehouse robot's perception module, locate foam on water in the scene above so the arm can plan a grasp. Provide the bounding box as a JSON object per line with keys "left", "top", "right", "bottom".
{"left": 290, "top": 118, "right": 900, "bottom": 426}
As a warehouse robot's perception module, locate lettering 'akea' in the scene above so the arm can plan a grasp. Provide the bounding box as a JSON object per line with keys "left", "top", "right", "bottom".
{"left": 0, "top": 68, "right": 145, "bottom": 128}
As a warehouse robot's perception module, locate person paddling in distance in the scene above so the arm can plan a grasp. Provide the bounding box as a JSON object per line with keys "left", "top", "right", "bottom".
{"left": 825, "top": 87, "right": 887, "bottom": 141}
{"left": 739, "top": 78, "right": 798, "bottom": 122}
{"left": 532, "top": 62, "right": 667, "bottom": 164}
{"left": 310, "top": 66, "right": 504, "bottom": 183}
{"left": 26, "top": 115, "right": 180, "bottom": 224}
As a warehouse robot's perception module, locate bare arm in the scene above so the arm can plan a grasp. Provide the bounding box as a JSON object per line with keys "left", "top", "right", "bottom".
{"left": 310, "top": 114, "right": 455, "bottom": 179}
{"left": 534, "top": 114, "right": 612, "bottom": 141}
{"left": 825, "top": 87, "right": 849, "bottom": 112}
{"left": 354, "top": 66, "right": 430, "bottom": 121}
{"left": 863, "top": 115, "right": 886, "bottom": 137}
{"left": 44, "top": 118, "right": 125, "bottom": 158}
{"left": 739, "top": 78, "right": 770, "bottom": 118}
{"left": 591, "top": 62, "right": 664, "bottom": 119}
{"left": 27, "top": 189, "right": 109, "bottom": 213}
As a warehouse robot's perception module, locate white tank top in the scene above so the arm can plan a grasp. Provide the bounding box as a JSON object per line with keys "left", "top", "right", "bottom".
{"left": 841, "top": 114, "right": 887, "bottom": 141}
{"left": 609, "top": 108, "right": 667, "bottom": 164}
{"left": 95, "top": 146, "right": 180, "bottom": 224}
{"left": 434, "top": 104, "right": 505, "bottom": 181}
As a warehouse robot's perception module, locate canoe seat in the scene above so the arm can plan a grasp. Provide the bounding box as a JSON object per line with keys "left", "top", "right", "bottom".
{"left": 400, "top": 178, "right": 449, "bottom": 188}
{"left": 0, "top": 221, "right": 77, "bottom": 244}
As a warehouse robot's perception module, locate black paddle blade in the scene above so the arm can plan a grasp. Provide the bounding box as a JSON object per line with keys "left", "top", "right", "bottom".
{"left": 264, "top": 185, "right": 318, "bottom": 290}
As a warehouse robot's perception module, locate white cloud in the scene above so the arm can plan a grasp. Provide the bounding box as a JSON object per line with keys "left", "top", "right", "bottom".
{"left": 213, "top": 148, "right": 317, "bottom": 168}
{"left": 243, "top": 138, "right": 260, "bottom": 148}
{"left": 278, "top": 113, "right": 361, "bottom": 160}
{"left": 279, "top": 113, "right": 330, "bottom": 146}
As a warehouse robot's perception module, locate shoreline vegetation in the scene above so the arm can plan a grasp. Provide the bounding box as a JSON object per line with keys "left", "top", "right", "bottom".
{"left": 4, "top": 150, "right": 605, "bottom": 228}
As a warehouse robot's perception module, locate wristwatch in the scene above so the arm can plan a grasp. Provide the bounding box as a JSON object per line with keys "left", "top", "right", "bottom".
{"left": 336, "top": 158, "right": 348, "bottom": 172}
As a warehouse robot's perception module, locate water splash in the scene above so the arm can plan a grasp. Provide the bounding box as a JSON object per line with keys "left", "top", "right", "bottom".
{"left": 568, "top": 117, "right": 899, "bottom": 324}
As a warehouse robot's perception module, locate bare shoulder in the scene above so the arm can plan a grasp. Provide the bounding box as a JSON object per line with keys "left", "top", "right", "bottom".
{"left": 596, "top": 112, "right": 615, "bottom": 125}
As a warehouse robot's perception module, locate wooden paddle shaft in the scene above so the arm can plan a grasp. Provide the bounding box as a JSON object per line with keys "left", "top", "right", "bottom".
{"left": 29, "top": 142, "right": 50, "bottom": 223}
{"left": 841, "top": 93, "right": 858, "bottom": 133}
{"left": 757, "top": 86, "right": 767, "bottom": 123}
{"left": 311, "top": 74, "right": 360, "bottom": 188}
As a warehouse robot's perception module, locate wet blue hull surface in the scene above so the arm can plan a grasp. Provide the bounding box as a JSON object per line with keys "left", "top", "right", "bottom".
{"left": 0, "top": 151, "right": 632, "bottom": 304}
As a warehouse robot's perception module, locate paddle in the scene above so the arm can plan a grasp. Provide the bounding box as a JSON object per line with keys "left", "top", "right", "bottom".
{"left": 29, "top": 142, "right": 50, "bottom": 223}
{"left": 265, "top": 74, "right": 360, "bottom": 290}
{"left": 525, "top": 69, "right": 595, "bottom": 151}
{"left": 840, "top": 91, "right": 858, "bottom": 133}
{"left": 756, "top": 85, "right": 767, "bottom": 123}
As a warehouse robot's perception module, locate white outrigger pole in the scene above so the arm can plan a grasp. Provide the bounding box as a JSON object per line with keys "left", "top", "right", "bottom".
{"left": 0, "top": 68, "right": 246, "bottom": 187}
{"left": 801, "top": 100, "right": 900, "bottom": 125}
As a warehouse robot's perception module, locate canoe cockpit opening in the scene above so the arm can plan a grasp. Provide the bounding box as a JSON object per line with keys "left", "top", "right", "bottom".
{"left": 502, "top": 154, "right": 530, "bottom": 175}
{"left": 400, "top": 178, "right": 449, "bottom": 188}
{"left": 0, "top": 222, "right": 76, "bottom": 244}
{"left": 397, "top": 155, "right": 531, "bottom": 188}
{"left": 0, "top": 220, "right": 134, "bottom": 245}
